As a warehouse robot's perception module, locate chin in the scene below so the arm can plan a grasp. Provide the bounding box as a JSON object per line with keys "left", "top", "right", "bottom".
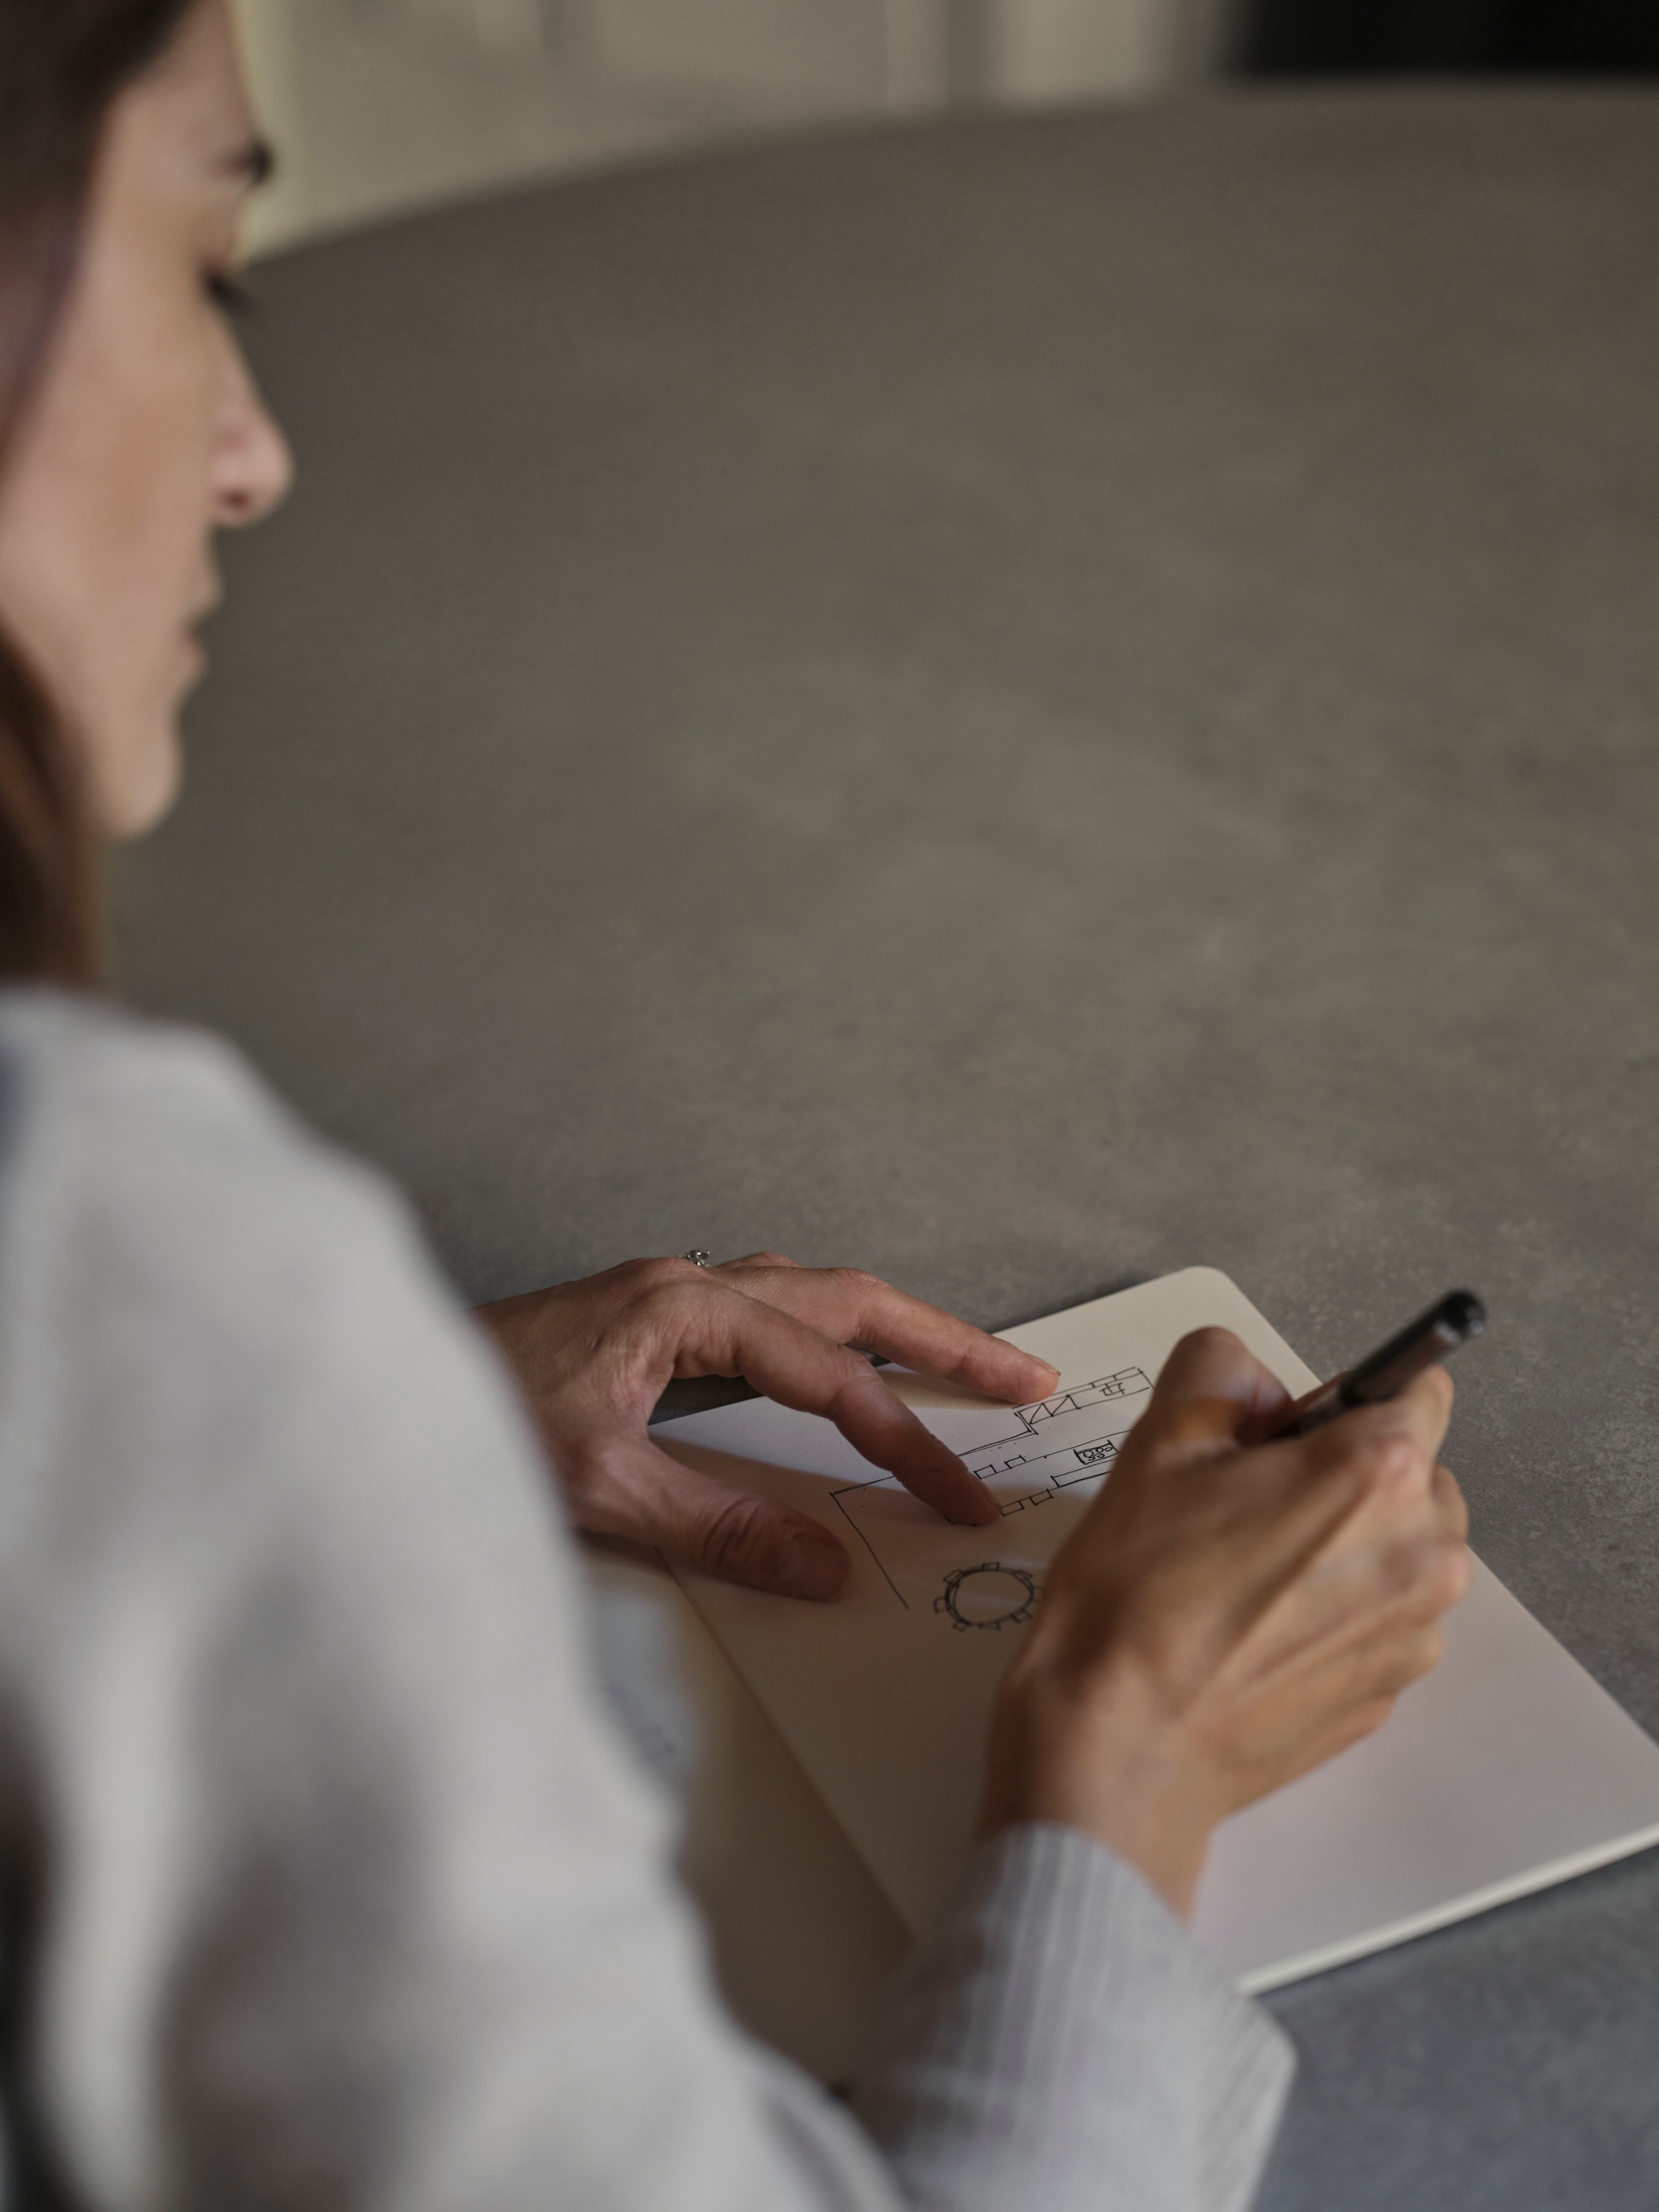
{"left": 102, "top": 716, "right": 184, "bottom": 840}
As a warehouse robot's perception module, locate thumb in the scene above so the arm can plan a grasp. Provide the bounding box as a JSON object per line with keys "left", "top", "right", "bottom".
{"left": 1135, "top": 1327, "right": 1293, "bottom": 1467}
{"left": 577, "top": 1433, "right": 852, "bottom": 1602}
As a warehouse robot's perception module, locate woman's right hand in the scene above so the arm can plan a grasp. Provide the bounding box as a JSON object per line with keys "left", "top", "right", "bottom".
{"left": 978, "top": 1326, "right": 1470, "bottom": 1918}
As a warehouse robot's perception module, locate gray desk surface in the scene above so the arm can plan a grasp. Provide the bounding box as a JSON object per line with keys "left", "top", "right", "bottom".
{"left": 114, "top": 86, "right": 1659, "bottom": 2208}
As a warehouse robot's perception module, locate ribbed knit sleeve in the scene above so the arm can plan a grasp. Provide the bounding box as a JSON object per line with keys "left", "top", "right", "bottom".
{"left": 855, "top": 1823, "right": 1293, "bottom": 2212}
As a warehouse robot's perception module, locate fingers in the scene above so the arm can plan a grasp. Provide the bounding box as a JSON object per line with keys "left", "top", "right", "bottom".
{"left": 1132, "top": 1327, "right": 1295, "bottom": 1466}
{"left": 1165, "top": 1344, "right": 1453, "bottom": 1511}
{"left": 1270, "top": 1502, "right": 1471, "bottom": 1667}
{"left": 567, "top": 1428, "right": 852, "bottom": 1601}
{"left": 494, "top": 1255, "right": 1075, "bottom": 1596}
{"left": 1340, "top": 1363, "right": 1455, "bottom": 1474}
{"left": 982, "top": 1324, "right": 1474, "bottom": 1885}
{"left": 655, "top": 1276, "right": 1001, "bottom": 1529}
{"left": 1259, "top": 1547, "right": 1464, "bottom": 1764}
{"left": 720, "top": 1260, "right": 1060, "bottom": 1409}
{"left": 1431, "top": 1460, "right": 1470, "bottom": 1544}
{"left": 1270, "top": 1380, "right": 1463, "bottom": 1616}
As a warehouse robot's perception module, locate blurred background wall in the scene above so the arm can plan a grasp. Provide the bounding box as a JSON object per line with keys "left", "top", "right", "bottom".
{"left": 228, "top": 0, "right": 1227, "bottom": 252}
{"left": 229, "top": 0, "right": 1659, "bottom": 258}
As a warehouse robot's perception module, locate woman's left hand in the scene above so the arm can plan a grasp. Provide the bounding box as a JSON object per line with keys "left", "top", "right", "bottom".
{"left": 476, "top": 1254, "right": 1058, "bottom": 1601}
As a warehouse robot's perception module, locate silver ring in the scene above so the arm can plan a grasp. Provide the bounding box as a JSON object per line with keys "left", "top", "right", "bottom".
{"left": 682, "top": 1248, "right": 712, "bottom": 1268}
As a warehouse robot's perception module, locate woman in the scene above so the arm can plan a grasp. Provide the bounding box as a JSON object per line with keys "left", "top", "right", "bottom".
{"left": 0, "top": 4, "right": 1469, "bottom": 2207}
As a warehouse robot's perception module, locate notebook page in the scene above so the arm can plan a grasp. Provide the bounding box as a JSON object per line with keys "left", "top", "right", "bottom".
{"left": 661, "top": 1267, "right": 1659, "bottom": 1990}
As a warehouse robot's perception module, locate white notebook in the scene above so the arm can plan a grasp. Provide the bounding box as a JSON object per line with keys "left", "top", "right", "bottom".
{"left": 660, "top": 1267, "right": 1659, "bottom": 1992}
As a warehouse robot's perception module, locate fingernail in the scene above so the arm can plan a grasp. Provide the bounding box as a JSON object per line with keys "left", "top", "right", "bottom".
{"left": 779, "top": 1532, "right": 849, "bottom": 1603}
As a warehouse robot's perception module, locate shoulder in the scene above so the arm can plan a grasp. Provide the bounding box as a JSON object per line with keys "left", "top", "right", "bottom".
{"left": 0, "top": 987, "right": 524, "bottom": 1527}
{"left": 0, "top": 987, "right": 437, "bottom": 1334}
{"left": 0, "top": 989, "right": 571, "bottom": 1624}
{"left": 0, "top": 984, "right": 390, "bottom": 1224}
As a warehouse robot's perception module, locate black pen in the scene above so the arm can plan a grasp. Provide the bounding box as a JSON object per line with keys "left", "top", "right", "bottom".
{"left": 1270, "top": 1290, "right": 1486, "bottom": 1439}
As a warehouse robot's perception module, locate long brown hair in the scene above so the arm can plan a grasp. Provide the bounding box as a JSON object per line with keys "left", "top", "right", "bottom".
{"left": 0, "top": 0, "right": 197, "bottom": 984}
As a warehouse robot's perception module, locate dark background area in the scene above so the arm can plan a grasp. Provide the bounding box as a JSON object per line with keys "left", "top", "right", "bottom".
{"left": 1231, "top": 0, "right": 1659, "bottom": 72}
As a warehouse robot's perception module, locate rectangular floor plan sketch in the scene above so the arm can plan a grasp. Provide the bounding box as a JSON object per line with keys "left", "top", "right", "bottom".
{"left": 830, "top": 1368, "right": 1152, "bottom": 1611}
{"left": 959, "top": 1367, "right": 1152, "bottom": 1494}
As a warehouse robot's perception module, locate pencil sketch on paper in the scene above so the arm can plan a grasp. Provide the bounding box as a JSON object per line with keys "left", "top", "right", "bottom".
{"left": 832, "top": 1369, "right": 1154, "bottom": 1613}
{"left": 933, "top": 1562, "right": 1038, "bottom": 1632}
{"left": 957, "top": 1368, "right": 1153, "bottom": 1502}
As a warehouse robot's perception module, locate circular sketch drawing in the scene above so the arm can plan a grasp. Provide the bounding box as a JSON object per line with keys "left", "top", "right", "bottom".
{"left": 933, "top": 1562, "right": 1038, "bottom": 1632}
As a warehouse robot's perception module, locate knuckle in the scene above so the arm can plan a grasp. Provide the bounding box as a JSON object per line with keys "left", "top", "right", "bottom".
{"left": 1386, "top": 1531, "right": 1466, "bottom": 1616}
{"left": 629, "top": 1255, "right": 701, "bottom": 1292}
{"left": 1377, "top": 1620, "right": 1444, "bottom": 1694}
{"left": 1434, "top": 1463, "right": 1470, "bottom": 1537}
{"left": 623, "top": 1276, "right": 714, "bottom": 1355}
{"left": 1189, "top": 1326, "right": 1239, "bottom": 1353}
{"left": 1352, "top": 1691, "right": 1401, "bottom": 1742}
{"left": 1374, "top": 1429, "right": 1425, "bottom": 1489}
{"left": 1179, "top": 1326, "right": 1243, "bottom": 1368}
{"left": 636, "top": 1278, "right": 697, "bottom": 1324}
{"left": 1347, "top": 1426, "right": 1425, "bottom": 1499}
{"left": 1429, "top": 1538, "right": 1473, "bottom": 1611}
{"left": 825, "top": 1349, "right": 883, "bottom": 1409}
{"left": 1324, "top": 1433, "right": 1383, "bottom": 1499}
{"left": 824, "top": 1266, "right": 886, "bottom": 1296}
{"left": 1402, "top": 1623, "right": 1446, "bottom": 1684}
{"left": 1377, "top": 1543, "right": 1432, "bottom": 1613}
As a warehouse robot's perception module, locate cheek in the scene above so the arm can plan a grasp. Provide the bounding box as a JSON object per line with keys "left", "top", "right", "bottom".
{"left": 0, "top": 289, "right": 218, "bottom": 835}
{"left": 84, "top": 308, "right": 219, "bottom": 661}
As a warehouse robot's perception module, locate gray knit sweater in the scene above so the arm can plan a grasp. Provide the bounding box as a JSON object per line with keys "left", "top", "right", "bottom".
{"left": 0, "top": 991, "right": 1292, "bottom": 2211}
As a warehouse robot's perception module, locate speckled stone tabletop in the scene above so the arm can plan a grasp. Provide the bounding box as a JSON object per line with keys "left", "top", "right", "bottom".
{"left": 114, "top": 88, "right": 1659, "bottom": 2207}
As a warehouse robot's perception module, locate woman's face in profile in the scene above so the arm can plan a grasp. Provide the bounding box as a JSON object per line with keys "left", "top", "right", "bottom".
{"left": 0, "top": 0, "right": 291, "bottom": 839}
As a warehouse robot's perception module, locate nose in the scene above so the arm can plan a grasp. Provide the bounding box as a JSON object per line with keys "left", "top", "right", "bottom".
{"left": 212, "top": 338, "right": 293, "bottom": 529}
